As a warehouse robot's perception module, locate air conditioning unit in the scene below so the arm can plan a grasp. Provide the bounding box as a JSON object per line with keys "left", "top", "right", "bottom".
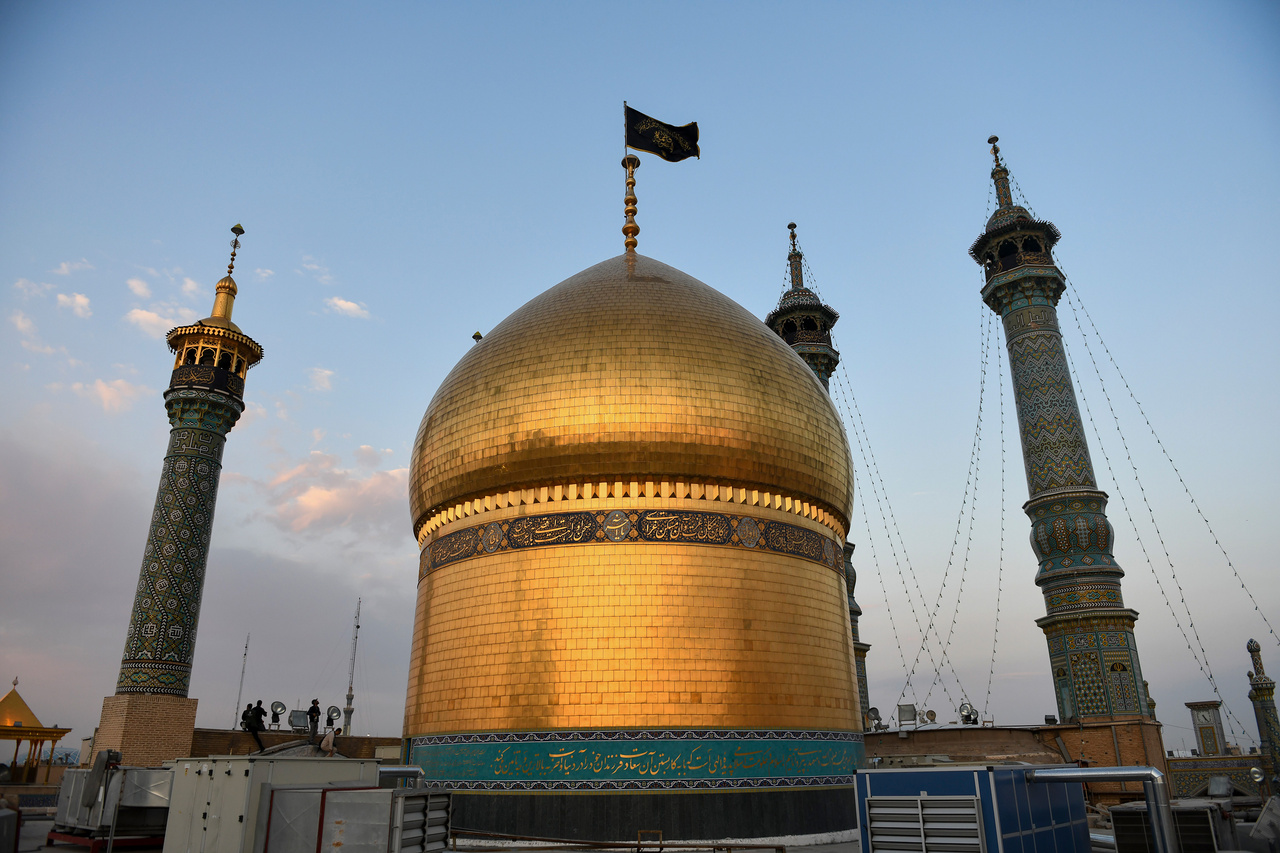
{"left": 1111, "top": 800, "right": 1238, "bottom": 853}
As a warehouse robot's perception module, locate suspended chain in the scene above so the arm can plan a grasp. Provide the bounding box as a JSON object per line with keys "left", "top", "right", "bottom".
{"left": 800, "top": 245, "right": 966, "bottom": 718}
{"left": 1062, "top": 318, "right": 1254, "bottom": 745}
{"left": 832, "top": 368, "right": 945, "bottom": 709}
{"left": 853, "top": 449, "right": 919, "bottom": 707}
{"left": 1007, "top": 170, "right": 1265, "bottom": 742}
{"left": 1065, "top": 287, "right": 1278, "bottom": 649}
{"left": 916, "top": 304, "right": 994, "bottom": 709}
{"left": 982, "top": 322, "right": 1008, "bottom": 718}
{"left": 1061, "top": 283, "right": 1253, "bottom": 743}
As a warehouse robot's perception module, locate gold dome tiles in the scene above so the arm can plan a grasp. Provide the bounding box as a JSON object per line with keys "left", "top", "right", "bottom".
{"left": 409, "top": 253, "right": 853, "bottom": 538}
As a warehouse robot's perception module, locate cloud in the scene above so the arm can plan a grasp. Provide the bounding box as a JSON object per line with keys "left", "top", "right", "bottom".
{"left": 56, "top": 292, "right": 92, "bottom": 318}
{"left": 182, "top": 277, "right": 203, "bottom": 299}
{"left": 299, "top": 256, "right": 334, "bottom": 285}
{"left": 309, "top": 367, "right": 335, "bottom": 391}
{"left": 71, "top": 378, "right": 152, "bottom": 413}
{"left": 10, "top": 310, "right": 35, "bottom": 336}
{"left": 51, "top": 259, "right": 93, "bottom": 275}
{"left": 14, "top": 279, "right": 53, "bottom": 298}
{"left": 323, "top": 296, "right": 369, "bottom": 319}
{"left": 354, "top": 445, "right": 392, "bottom": 468}
{"left": 263, "top": 450, "right": 409, "bottom": 534}
{"left": 255, "top": 269, "right": 274, "bottom": 280}
{"left": 124, "top": 305, "right": 199, "bottom": 338}
{"left": 126, "top": 278, "right": 152, "bottom": 298}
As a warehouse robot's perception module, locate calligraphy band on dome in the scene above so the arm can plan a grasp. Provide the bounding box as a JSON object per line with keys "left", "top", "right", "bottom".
{"left": 421, "top": 507, "right": 842, "bottom": 577}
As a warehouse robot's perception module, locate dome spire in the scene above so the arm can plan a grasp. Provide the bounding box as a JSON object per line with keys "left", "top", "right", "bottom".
{"left": 787, "top": 222, "right": 804, "bottom": 290}
{"left": 210, "top": 224, "right": 244, "bottom": 324}
{"left": 988, "top": 136, "right": 1015, "bottom": 211}
{"left": 621, "top": 155, "right": 640, "bottom": 252}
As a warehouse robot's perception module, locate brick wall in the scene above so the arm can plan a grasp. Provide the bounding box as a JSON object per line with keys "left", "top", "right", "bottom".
{"left": 92, "top": 694, "right": 198, "bottom": 767}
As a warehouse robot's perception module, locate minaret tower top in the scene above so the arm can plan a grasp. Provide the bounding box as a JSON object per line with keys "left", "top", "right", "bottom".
{"left": 764, "top": 223, "right": 841, "bottom": 389}
{"left": 166, "top": 224, "right": 263, "bottom": 390}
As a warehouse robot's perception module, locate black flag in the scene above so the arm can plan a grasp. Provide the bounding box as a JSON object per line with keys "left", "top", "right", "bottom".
{"left": 625, "top": 105, "right": 700, "bottom": 162}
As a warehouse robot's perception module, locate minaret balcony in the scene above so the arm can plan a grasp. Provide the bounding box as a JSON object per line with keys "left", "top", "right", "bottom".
{"left": 984, "top": 250, "right": 1055, "bottom": 281}
{"left": 779, "top": 328, "right": 833, "bottom": 347}
{"left": 169, "top": 365, "right": 245, "bottom": 398}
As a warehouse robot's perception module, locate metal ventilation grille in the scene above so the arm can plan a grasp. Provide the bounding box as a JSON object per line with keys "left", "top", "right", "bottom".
{"left": 1113, "top": 807, "right": 1218, "bottom": 853}
{"left": 867, "top": 796, "right": 984, "bottom": 853}
{"left": 394, "top": 791, "right": 450, "bottom": 853}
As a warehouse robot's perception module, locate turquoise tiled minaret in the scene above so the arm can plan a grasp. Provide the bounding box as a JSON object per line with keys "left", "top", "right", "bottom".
{"left": 970, "top": 140, "right": 1151, "bottom": 723}
{"left": 115, "top": 226, "right": 263, "bottom": 696}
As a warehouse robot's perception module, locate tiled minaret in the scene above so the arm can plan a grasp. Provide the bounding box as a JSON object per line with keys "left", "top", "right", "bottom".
{"left": 765, "top": 223, "right": 840, "bottom": 389}
{"left": 93, "top": 226, "right": 263, "bottom": 765}
{"left": 969, "top": 140, "right": 1152, "bottom": 726}
{"left": 843, "top": 543, "right": 873, "bottom": 731}
{"left": 1247, "top": 639, "right": 1280, "bottom": 788}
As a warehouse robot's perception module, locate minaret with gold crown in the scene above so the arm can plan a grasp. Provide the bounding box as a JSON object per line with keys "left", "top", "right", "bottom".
{"left": 970, "top": 140, "right": 1162, "bottom": 776}
{"left": 93, "top": 226, "right": 263, "bottom": 765}
{"left": 765, "top": 223, "right": 841, "bottom": 389}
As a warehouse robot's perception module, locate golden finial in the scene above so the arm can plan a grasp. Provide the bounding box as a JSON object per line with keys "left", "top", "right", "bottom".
{"left": 622, "top": 155, "right": 640, "bottom": 252}
{"left": 228, "top": 223, "right": 244, "bottom": 276}
{"left": 988, "top": 135, "right": 1003, "bottom": 168}
{"left": 788, "top": 222, "right": 798, "bottom": 253}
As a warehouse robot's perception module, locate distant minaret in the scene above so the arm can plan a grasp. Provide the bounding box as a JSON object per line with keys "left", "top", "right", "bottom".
{"left": 1247, "top": 639, "right": 1280, "bottom": 788}
{"left": 843, "top": 543, "right": 872, "bottom": 731}
{"left": 765, "top": 223, "right": 840, "bottom": 388}
{"left": 969, "top": 140, "right": 1153, "bottom": 726}
{"left": 94, "top": 226, "right": 263, "bottom": 765}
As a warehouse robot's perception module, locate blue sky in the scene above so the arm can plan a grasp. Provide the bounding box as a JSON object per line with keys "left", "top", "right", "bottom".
{"left": 1, "top": 2, "right": 1277, "bottom": 754}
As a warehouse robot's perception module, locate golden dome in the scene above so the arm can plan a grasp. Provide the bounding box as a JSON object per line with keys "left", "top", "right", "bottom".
{"left": 409, "top": 253, "right": 854, "bottom": 538}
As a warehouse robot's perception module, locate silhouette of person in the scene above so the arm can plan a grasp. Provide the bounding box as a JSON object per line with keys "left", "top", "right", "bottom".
{"left": 242, "top": 704, "right": 264, "bottom": 751}
{"left": 307, "top": 699, "right": 321, "bottom": 743}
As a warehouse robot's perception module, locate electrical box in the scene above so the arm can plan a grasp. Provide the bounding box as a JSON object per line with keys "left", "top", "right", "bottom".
{"left": 162, "top": 756, "right": 379, "bottom": 853}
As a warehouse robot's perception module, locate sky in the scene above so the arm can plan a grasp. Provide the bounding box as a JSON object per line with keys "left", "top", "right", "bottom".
{"left": 1, "top": 2, "right": 1277, "bottom": 760}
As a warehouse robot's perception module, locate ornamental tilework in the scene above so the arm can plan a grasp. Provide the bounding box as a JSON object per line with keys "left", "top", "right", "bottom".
{"left": 1007, "top": 330, "right": 1096, "bottom": 496}
{"left": 408, "top": 729, "right": 863, "bottom": 791}
{"left": 116, "top": 388, "right": 242, "bottom": 697}
{"left": 425, "top": 508, "right": 841, "bottom": 576}
{"left": 979, "top": 208, "right": 1152, "bottom": 721}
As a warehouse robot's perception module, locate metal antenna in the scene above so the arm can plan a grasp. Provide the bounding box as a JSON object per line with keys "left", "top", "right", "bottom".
{"left": 232, "top": 633, "right": 249, "bottom": 729}
{"left": 343, "top": 599, "right": 362, "bottom": 734}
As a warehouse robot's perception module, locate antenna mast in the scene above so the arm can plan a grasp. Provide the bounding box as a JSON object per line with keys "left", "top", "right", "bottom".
{"left": 343, "top": 599, "right": 361, "bottom": 733}
{"left": 233, "top": 633, "right": 249, "bottom": 729}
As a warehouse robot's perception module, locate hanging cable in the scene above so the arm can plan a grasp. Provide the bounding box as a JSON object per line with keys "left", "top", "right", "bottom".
{"left": 1063, "top": 328, "right": 1253, "bottom": 744}
{"left": 982, "top": 320, "right": 1008, "bottom": 719}
{"left": 1065, "top": 286, "right": 1277, "bottom": 648}
{"left": 916, "top": 303, "right": 993, "bottom": 710}
{"left": 797, "top": 244, "right": 964, "bottom": 717}
{"left": 1061, "top": 284, "right": 1254, "bottom": 743}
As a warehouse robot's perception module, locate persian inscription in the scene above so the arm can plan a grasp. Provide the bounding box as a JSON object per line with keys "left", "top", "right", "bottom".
{"left": 763, "top": 521, "right": 825, "bottom": 562}
{"left": 411, "top": 732, "right": 860, "bottom": 788}
{"left": 638, "top": 510, "right": 731, "bottom": 544}
{"left": 431, "top": 527, "right": 481, "bottom": 568}
{"left": 507, "top": 512, "right": 598, "bottom": 548}
{"left": 421, "top": 508, "right": 840, "bottom": 576}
